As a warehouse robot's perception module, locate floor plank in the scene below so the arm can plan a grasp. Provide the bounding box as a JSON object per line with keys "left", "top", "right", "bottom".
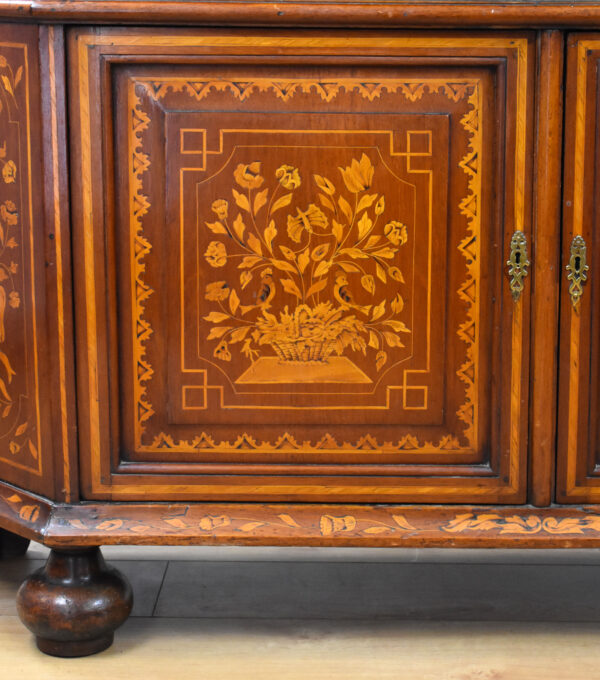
{"left": 1, "top": 617, "right": 599, "bottom": 680}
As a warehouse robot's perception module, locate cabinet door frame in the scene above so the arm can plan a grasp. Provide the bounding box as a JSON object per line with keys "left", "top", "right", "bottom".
{"left": 69, "top": 28, "right": 535, "bottom": 503}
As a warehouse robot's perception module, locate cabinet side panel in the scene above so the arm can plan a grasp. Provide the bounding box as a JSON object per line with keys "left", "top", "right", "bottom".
{"left": 0, "top": 24, "right": 57, "bottom": 500}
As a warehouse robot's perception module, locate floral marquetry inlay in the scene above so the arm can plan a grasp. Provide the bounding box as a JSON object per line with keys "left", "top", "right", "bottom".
{"left": 442, "top": 513, "right": 600, "bottom": 536}
{"left": 201, "top": 153, "right": 410, "bottom": 378}
{"left": 128, "top": 74, "right": 483, "bottom": 455}
{"left": 0, "top": 45, "right": 40, "bottom": 474}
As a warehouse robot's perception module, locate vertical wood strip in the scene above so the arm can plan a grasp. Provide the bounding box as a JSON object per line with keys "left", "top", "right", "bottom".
{"left": 529, "top": 30, "right": 564, "bottom": 506}
{"left": 77, "top": 36, "right": 102, "bottom": 491}
{"left": 40, "top": 25, "right": 79, "bottom": 501}
{"left": 48, "top": 27, "right": 71, "bottom": 501}
{"left": 508, "top": 38, "right": 530, "bottom": 498}
{"left": 565, "top": 40, "right": 589, "bottom": 494}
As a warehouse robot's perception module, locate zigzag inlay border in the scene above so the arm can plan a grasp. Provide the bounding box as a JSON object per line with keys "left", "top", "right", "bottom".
{"left": 129, "top": 78, "right": 481, "bottom": 454}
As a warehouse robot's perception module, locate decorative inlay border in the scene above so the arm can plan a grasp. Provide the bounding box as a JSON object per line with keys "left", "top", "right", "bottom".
{"left": 129, "top": 90, "right": 153, "bottom": 435}
{"left": 4, "top": 477, "right": 598, "bottom": 548}
{"left": 130, "top": 77, "right": 481, "bottom": 454}
{"left": 149, "top": 431, "right": 464, "bottom": 453}
{"left": 140, "top": 77, "right": 478, "bottom": 105}
{"left": 42, "top": 500, "right": 600, "bottom": 548}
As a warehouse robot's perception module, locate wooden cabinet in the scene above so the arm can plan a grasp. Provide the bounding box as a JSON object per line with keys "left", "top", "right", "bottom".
{"left": 5, "top": 2, "right": 600, "bottom": 657}
{"left": 70, "top": 30, "right": 534, "bottom": 503}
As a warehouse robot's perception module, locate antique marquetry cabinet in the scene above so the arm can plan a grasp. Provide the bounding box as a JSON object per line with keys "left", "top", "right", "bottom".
{"left": 1, "top": 0, "right": 600, "bottom": 657}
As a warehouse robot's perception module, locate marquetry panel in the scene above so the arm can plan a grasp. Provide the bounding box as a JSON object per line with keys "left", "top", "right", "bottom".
{"left": 557, "top": 35, "right": 600, "bottom": 502}
{"left": 0, "top": 24, "right": 58, "bottom": 500}
{"left": 69, "top": 30, "right": 533, "bottom": 502}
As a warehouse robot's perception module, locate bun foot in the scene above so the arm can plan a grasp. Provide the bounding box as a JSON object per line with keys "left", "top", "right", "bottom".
{"left": 36, "top": 633, "right": 114, "bottom": 657}
{"left": 16, "top": 547, "right": 133, "bottom": 657}
{"left": 0, "top": 528, "right": 30, "bottom": 558}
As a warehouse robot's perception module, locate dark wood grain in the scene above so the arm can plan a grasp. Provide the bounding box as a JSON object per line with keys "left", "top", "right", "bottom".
{"left": 16, "top": 547, "right": 133, "bottom": 657}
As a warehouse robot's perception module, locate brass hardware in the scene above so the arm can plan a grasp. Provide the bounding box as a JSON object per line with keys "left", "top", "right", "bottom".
{"left": 566, "top": 234, "right": 589, "bottom": 311}
{"left": 506, "top": 230, "right": 530, "bottom": 301}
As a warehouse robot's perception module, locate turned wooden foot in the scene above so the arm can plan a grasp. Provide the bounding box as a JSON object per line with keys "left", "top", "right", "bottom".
{"left": 0, "top": 528, "right": 30, "bottom": 558}
{"left": 16, "top": 547, "right": 133, "bottom": 657}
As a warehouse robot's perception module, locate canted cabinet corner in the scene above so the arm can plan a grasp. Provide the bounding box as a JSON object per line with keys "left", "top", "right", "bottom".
{"left": 0, "top": 24, "right": 75, "bottom": 503}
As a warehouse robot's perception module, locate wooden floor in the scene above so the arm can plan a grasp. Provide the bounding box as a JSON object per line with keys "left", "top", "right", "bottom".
{"left": 3, "top": 544, "right": 600, "bottom": 679}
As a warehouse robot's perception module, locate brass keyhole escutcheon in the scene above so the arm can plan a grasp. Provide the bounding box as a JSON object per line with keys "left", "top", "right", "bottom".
{"left": 567, "top": 234, "right": 589, "bottom": 311}
{"left": 506, "top": 230, "right": 530, "bottom": 302}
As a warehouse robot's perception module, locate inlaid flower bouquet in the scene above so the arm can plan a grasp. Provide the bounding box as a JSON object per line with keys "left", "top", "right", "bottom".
{"left": 202, "top": 152, "right": 410, "bottom": 372}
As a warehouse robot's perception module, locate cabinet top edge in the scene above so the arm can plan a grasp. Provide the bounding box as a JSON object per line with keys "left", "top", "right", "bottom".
{"left": 4, "top": 0, "right": 600, "bottom": 28}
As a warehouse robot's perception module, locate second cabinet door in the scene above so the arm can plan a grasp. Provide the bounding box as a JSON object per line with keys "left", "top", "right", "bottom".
{"left": 69, "top": 29, "right": 534, "bottom": 502}
{"left": 558, "top": 35, "right": 600, "bottom": 502}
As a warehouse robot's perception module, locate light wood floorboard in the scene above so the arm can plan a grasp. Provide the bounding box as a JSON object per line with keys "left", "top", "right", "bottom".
{"left": 2, "top": 617, "right": 600, "bottom": 680}
{"left": 2, "top": 545, "right": 600, "bottom": 678}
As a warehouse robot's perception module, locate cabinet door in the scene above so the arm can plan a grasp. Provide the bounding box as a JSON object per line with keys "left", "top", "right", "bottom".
{"left": 557, "top": 35, "right": 600, "bottom": 502}
{"left": 70, "top": 29, "right": 534, "bottom": 503}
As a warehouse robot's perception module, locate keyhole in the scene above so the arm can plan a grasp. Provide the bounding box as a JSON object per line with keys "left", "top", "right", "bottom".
{"left": 515, "top": 251, "right": 521, "bottom": 265}
{"left": 575, "top": 255, "right": 581, "bottom": 272}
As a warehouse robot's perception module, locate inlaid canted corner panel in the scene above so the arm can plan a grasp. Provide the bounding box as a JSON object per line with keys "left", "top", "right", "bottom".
{"left": 0, "top": 25, "right": 55, "bottom": 498}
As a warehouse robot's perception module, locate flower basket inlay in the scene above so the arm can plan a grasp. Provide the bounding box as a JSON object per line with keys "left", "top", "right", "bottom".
{"left": 201, "top": 153, "right": 411, "bottom": 383}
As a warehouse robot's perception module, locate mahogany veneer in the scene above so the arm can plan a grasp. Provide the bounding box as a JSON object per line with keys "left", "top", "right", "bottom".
{"left": 0, "top": 1, "right": 596, "bottom": 656}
